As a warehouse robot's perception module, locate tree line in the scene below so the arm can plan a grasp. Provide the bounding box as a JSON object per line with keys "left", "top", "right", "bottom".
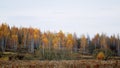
{"left": 0, "top": 23, "right": 120, "bottom": 56}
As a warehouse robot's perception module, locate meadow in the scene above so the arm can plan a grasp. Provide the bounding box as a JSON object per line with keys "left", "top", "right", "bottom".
{"left": 0, "top": 60, "right": 119, "bottom": 68}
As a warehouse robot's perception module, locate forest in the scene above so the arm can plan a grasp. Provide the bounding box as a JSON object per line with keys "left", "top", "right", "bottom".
{"left": 0, "top": 23, "right": 120, "bottom": 68}
{"left": 0, "top": 23, "right": 120, "bottom": 61}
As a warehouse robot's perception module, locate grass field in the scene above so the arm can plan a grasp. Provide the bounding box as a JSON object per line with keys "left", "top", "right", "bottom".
{"left": 0, "top": 60, "right": 119, "bottom": 68}
{"left": 0, "top": 52, "right": 120, "bottom": 68}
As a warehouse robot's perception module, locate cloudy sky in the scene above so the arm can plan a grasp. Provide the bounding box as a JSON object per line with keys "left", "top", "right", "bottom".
{"left": 0, "top": 0, "right": 120, "bottom": 37}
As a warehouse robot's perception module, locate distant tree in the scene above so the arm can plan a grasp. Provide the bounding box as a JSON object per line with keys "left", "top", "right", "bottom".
{"left": 42, "top": 33, "right": 49, "bottom": 55}
{"left": 46, "top": 31, "right": 54, "bottom": 51}
{"left": 52, "top": 35, "right": 59, "bottom": 49}
{"left": 66, "top": 33, "right": 74, "bottom": 52}
{"left": 100, "top": 34, "right": 108, "bottom": 49}
{"left": 10, "top": 26, "right": 18, "bottom": 50}
{"left": 11, "top": 35, "right": 18, "bottom": 50}
{"left": 0, "top": 23, "right": 10, "bottom": 52}
{"left": 0, "top": 23, "right": 120, "bottom": 58}
{"left": 33, "top": 28, "right": 41, "bottom": 49}
{"left": 28, "top": 27, "right": 35, "bottom": 53}
{"left": 17, "top": 28, "right": 23, "bottom": 48}
{"left": 80, "top": 35, "right": 87, "bottom": 54}
{"left": 57, "top": 30, "right": 65, "bottom": 49}
{"left": 73, "top": 33, "right": 78, "bottom": 52}
{"left": 22, "top": 28, "right": 28, "bottom": 48}
{"left": 109, "top": 35, "right": 117, "bottom": 54}
{"left": 92, "top": 33, "right": 100, "bottom": 49}
{"left": 117, "top": 34, "right": 120, "bottom": 56}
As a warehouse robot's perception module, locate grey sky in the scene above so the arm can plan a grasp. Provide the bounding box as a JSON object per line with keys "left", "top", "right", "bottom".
{"left": 0, "top": 0, "right": 120, "bottom": 37}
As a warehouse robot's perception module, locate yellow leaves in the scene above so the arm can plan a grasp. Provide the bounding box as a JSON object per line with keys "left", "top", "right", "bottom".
{"left": 67, "top": 34, "right": 73, "bottom": 40}
{"left": 100, "top": 34, "right": 108, "bottom": 49}
{"left": 11, "top": 34, "right": 18, "bottom": 47}
{"left": 66, "top": 33, "right": 74, "bottom": 49}
{"left": 0, "top": 23, "right": 10, "bottom": 37}
{"left": 58, "top": 30, "right": 64, "bottom": 37}
{"left": 34, "top": 34, "right": 37, "bottom": 39}
{"left": 10, "top": 27, "right": 18, "bottom": 45}
{"left": 34, "top": 28, "right": 40, "bottom": 39}
{"left": 11, "top": 26, "right": 18, "bottom": 35}
{"left": 11, "top": 34, "right": 18, "bottom": 41}
{"left": 42, "top": 38, "right": 48, "bottom": 44}
{"left": 0, "top": 31, "right": 3, "bottom": 38}
{"left": 42, "top": 38, "right": 49, "bottom": 47}
{"left": 42, "top": 34, "right": 46, "bottom": 39}
{"left": 34, "top": 28, "right": 39, "bottom": 34}
{"left": 81, "top": 35, "right": 87, "bottom": 48}
{"left": 42, "top": 34, "right": 48, "bottom": 46}
{"left": 97, "top": 52, "right": 105, "bottom": 60}
{"left": 57, "top": 30, "right": 65, "bottom": 40}
{"left": 34, "top": 29, "right": 39, "bottom": 39}
{"left": 66, "top": 40, "right": 73, "bottom": 45}
{"left": 52, "top": 37, "right": 59, "bottom": 49}
{"left": 52, "top": 37, "right": 58, "bottom": 45}
{"left": 27, "top": 28, "right": 40, "bottom": 41}
{"left": 66, "top": 40, "right": 73, "bottom": 48}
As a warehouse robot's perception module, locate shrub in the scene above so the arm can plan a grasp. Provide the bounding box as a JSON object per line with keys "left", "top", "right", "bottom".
{"left": 97, "top": 52, "right": 105, "bottom": 60}
{"left": 93, "top": 49, "right": 113, "bottom": 60}
{"left": 104, "top": 49, "right": 114, "bottom": 60}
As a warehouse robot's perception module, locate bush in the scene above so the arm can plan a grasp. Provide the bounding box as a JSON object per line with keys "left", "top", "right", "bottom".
{"left": 93, "top": 49, "right": 113, "bottom": 60}
{"left": 97, "top": 52, "right": 105, "bottom": 60}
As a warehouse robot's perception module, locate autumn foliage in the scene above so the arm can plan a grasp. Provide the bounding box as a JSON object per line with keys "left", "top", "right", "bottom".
{"left": 97, "top": 52, "right": 105, "bottom": 60}
{"left": 0, "top": 23, "right": 120, "bottom": 60}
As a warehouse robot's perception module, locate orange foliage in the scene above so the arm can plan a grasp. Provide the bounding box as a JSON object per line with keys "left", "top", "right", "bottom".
{"left": 52, "top": 37, "right": 59, "bottom": 49}
{"left": 66, "top": 33, "right": 74, "bottom": 50}
{"left": 97, "top": 52, "right": 105, "bottom": 60}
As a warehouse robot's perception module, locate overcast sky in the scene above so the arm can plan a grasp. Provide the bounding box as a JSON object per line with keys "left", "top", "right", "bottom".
{"left": 0, "top": 0, "right": 120, "bottom": 37}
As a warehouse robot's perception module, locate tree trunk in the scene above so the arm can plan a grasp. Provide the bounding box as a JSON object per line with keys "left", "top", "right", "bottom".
{"left": 30, "top": 39, "right": 34, "bottom": 53}
{"left": 1, "top": 38, "right": 5, "bottom": 52}
{"left": 43, "top": 43, "right": 44, "bottom": 56}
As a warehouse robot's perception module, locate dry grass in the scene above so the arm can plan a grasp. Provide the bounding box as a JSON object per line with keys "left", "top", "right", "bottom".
{"left": 0, "top": 60, "right": 119, "bottom": 68}
{"left": 0, "top": 56, "right": 9, "bottom": 61}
